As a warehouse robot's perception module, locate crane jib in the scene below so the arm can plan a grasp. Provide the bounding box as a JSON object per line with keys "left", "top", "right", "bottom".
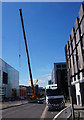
{"left": 19, "top": 9, "right": 35, "bottom": 98}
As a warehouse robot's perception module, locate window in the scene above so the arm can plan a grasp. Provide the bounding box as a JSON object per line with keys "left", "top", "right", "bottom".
{"left": 78, "top": 73, "right": 80, "bottom": 80}
{"left": 70, "top": 77, "right": 73, "bottom": 82}
{"left": 74, "top": 76, "right": 76, "bottom": 81}
{"left": 3, "top": 72, "right": 8, "bottom": 84}
{"left": 64, "top": 71, "right": 67, "bottom": 78}
{"left": 62, "top": 64, "right": 66, "bottom": 68}
{"left": 82, "top": 71, "right": 84, "bottom": 78}
{"left": 56, "top": 65, "right": 61, "bottom": 68}
{"left": 81, "top": 37, "right": 84, "bottom": 60}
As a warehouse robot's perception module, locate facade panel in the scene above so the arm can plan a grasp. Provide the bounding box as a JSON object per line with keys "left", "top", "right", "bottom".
{"left": 65, "top": 3, "right": 84, "bottom": 106}
{"left": 72, "top": 38, "right": 76, "bottom": 50}
{"left": 71, "top": 55, "right": 74, "bottom": 76}
{"left": 77, "top": 42, "right": 83, "bottom": 70}
{"left": 74, "top": 17, "right": 79, "bottom": 31}
{"left": 73, "top": 49, "right": 78, "bottom": 74}
{"left": 0, "top": 59, "right": 19, "bottom": 99}
{"left": 81, "top": 35, "right": 84, "bottom": 62}
{"left": 79, "top": 3, "right": 84, "bottom": 22}
{"left": 80, "top": 18, "right": 84, "bottom": 35}
{"left": 76, "top": 29, "right": 80, "bottom": 44}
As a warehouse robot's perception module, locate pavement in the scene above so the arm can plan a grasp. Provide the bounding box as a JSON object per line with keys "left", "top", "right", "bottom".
{"left": 0, "top": 100, "right": 70, "bottom": 110}
{"left": 2, "top": 101, "right": 84, "bottom": 119}
{"left": 0, "top": 100, "right": 28, "bottom": 110}
{"left": 0, "top": 101, "right": 69, "bottom": 119}
{"left": 73, "top": 104, "right": 84, "bottom": 119}
{"left": 68, "top": 105, "right": 84, "bottom": 120}
{"left": 2, "top": 102, "right": 59, "bottom": 119}
{"left": 53, "top": 103, "right": 84, "bottom": 120}
{"left": 2, "top": 103, "right": 46, "bottom": 119}
{"left": 53, "top": 103, "right": 71, "bottom": 120}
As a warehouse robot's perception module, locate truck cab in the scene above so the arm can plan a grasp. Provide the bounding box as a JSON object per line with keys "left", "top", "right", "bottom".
{"left": 46, "top": 84, "right": 65, "bottom": 110}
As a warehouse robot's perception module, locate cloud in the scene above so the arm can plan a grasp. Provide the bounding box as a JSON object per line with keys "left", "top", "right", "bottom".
{"left": 38, "top": 79, "right": 46, "bottom": 83}
{"left": 46, "top": 75, "right": 51, "bottom": 80}
{"left": 19, "top": 78, "right": 39, "bottom": 86}
{"left": 19, "top": 78, "right": 29, "bottom": 86}
{"left": 37, "top": 74, "right": 51, "bottom": 85}
{"left": 38, "top": 65, "right": 51, "bottom": 73}
{"left": 40, "top": 74, "right": 51, "bottom": 80}
{"left": 19, "top": 73, "right": 51, "bottom": 87}
{"left": 41, "top": 73, "right": 51, "bottom": 77}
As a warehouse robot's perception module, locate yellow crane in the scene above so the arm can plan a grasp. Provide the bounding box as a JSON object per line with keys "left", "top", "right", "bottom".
{"left": 19, "top": 9, "right": 38, "bottom": 100}
{"left": 29, "top": 79, "right": 38, "bottom": 87}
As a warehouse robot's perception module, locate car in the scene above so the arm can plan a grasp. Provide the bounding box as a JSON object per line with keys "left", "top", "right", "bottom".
{"left": 38, "top": 99, "right": 43, "bottom": 104}
{"left": 20, "top": 97, "right": 25, "bottom": 100}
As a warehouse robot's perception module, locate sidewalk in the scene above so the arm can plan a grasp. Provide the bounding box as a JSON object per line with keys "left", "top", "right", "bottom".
{"left": 53, "top": 103, "right": 71, "bottom": 120}
{"left": 74, "top": 105, "right": 84, "bottom": 119}
{"left": 0, "top": 100, "right": 28, "bottom": 110}
{"left": 69, "top": 105, "right": 84, "bottom": 120}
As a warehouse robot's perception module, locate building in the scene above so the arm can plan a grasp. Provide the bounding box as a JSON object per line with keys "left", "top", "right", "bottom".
{"left": 26, "top": 86, "right": 32, "bottom": 97}
{"left": 26, "top": 85, "right": 45, "bottom": 99}
{"left": 51, "top": 62, "right": 69, "bottom": 98}
{"left": 48, "top": 80, "right": 52, "bottom": 85}
{"left": 0, "top": 58, "right": 19, "bottom": 100}
{"left": 38, "top": 86, "right": 45, "bottom": 98}
{"left": 19, "top": 85, "right": 27, "bottom": 99}
{"left": 65, "top": 3, "right": 84, "bottom": 106}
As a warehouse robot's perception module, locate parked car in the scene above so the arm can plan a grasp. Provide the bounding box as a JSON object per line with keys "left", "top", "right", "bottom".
{"left": 38, "top": 99, "right": 43, "bottom": 104}
{"left": 20, "top": 97, "right": 25, "bottom": 100}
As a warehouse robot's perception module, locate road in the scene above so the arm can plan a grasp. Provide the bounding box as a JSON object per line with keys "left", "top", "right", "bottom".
{"left": 2, "top": 103, "right": 59, "bottom": 119}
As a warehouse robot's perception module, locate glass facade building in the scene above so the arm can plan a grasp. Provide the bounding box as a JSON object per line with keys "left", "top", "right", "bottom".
{"left": 0, "top": 58, "right": 19, "bottom": 100}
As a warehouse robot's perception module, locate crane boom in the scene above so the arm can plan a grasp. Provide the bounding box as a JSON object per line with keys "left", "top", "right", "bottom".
{"left": 19, "top": 9, "right": 35, "bottom": 98}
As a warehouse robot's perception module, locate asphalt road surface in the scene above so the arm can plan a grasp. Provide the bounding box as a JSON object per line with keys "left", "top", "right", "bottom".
{"left": 2, "top": 103, "right": 59, "bottom": 119}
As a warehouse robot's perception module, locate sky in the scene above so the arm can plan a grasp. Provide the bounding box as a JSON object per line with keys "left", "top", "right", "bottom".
{"left": 2, "top": 2, "right": 82, "bottom": 87}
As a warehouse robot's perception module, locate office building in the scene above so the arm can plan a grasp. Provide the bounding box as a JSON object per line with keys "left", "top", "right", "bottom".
{"left": 19, "top": 85, "right": 27, "bottom": 99}
{"left": 65, "top": 3, "right": 84, "bottom": 106}
{"left": 0, "top": 58, "right": 19, "bottom": 100}
{"left": 48, "top": 80, "right": 52, "bottom": 85}
{"left": 51, "top": 62, "right": 69, "bottom": 98}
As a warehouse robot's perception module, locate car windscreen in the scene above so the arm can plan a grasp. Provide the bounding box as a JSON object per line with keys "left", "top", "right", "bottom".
{"left": 46, "top": 89, "right": 63, "bottom": 96}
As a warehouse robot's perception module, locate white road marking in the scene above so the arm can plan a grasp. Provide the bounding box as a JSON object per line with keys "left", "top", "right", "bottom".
{"left": 40, "top": 105, "right": 47, "bottom": 119}
{"left": 53, "top": 104, "right": 71, "bottom": 120}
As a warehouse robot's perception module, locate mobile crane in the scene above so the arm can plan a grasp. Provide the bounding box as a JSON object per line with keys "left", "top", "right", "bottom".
{"left": 29, "top": 79, "right": 38, "bottom": 87}
{"left": 19, "top": 9, "right": 38, "bottom": 100}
